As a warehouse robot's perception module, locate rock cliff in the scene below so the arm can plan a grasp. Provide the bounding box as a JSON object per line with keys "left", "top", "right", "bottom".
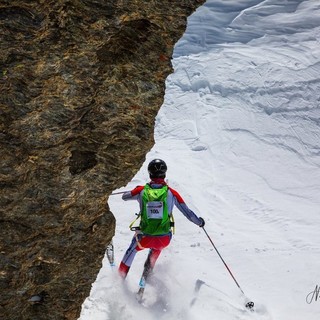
{"left": 0, "top": 1, "right": 204, "bottom": 319}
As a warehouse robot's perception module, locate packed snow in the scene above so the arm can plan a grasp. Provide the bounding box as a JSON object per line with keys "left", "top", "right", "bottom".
{"left": 79, "top": 1, "right": 320, "bottom": 319}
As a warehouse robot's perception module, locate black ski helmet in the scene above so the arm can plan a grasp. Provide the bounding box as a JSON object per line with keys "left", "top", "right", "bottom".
{"left": 148, "top": 159, "right": 167, "bottom": 178}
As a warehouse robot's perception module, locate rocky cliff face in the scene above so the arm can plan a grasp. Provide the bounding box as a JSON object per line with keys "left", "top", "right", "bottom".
{"left": 0, "top": 1, "right": 204, "bottom": 319}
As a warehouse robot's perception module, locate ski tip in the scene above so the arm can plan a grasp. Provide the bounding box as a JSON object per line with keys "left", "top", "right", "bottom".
{"left": 195, "top": 279, "right": 205, "bottom": 286}
{"left": 136, "top": 291, "right": 144, "bottom": 304}
{"left": 194, "top": 279, "right": 206, "bottom": 293}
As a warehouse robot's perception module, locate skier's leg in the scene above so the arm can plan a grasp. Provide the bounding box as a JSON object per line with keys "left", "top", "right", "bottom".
{"left": 149, "top": 248, "right": 162, "bottom": 269}
{"left": 136, "top": 235, "right": 172, "bottom": 301}
{"left": 120, "top": 234, "right": 171, "bottom": 278}
{"left": 139, "top": 234, "right": 171, "bottom": 270}
{"left": 119, "top": 235, "right": 142, "bottom": 278}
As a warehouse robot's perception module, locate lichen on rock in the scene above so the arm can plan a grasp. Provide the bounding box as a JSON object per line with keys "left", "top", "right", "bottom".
{"left": 0, "top": 0, "right": 205, "bottom": 319}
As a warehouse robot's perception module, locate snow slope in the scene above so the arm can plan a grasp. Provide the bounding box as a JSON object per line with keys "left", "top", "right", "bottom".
{"left": 79, "top": 1, "right": 320, "bottom": 319}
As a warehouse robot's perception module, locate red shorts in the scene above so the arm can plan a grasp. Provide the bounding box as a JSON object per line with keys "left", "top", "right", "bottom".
{"left": 136, "top": 234, "right": 171, "bottom": 251}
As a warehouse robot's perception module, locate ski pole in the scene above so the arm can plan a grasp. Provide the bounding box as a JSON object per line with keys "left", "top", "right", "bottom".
{"left": 202, "top": 226, "right": 254, "bottom": 310}
{"left": 110, "top": 190, "right": 128, "bottom": 196}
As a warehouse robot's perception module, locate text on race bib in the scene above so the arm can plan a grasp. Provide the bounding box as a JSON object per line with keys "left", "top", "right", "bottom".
{"left": 146, "top": 201, "right": 164, "bottom": 219}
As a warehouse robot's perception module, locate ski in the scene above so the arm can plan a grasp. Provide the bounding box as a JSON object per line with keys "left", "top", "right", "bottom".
{"left": 136, "top": 276, "right": 146, "bottom": 302}
{"left": 136, "top": 250, "right": 153, "bottom": 303}
{"left": 190, "top": 279, "right": 206, "bottom": 306}
{"left": 106, "top": 240, "right": 115, "bottom": 267}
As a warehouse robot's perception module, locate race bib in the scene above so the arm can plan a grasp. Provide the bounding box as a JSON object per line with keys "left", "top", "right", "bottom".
{"left": 146, "top": 201, "right": 164, "bottom": 219}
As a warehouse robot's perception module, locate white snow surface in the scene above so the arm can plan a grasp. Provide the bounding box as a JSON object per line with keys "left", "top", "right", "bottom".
{"left": 79, "top": 1, "right": 320, "bottom": 319}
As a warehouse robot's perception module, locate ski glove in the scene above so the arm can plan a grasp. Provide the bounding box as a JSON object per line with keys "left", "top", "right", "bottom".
{"left": 198, "top": 217, "right": 205, "bottom": 228}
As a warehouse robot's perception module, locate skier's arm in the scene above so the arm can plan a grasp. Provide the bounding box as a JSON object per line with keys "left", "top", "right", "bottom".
{"left": 169, "top": 188, "right": 203, "bottom": 226}
{"left": 122, "top": 186, "right": 144, "bottom": 201}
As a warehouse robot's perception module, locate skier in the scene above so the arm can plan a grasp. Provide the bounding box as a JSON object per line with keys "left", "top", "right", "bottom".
{"left": 118, "top": 158, "right": 205, "bottom": 279}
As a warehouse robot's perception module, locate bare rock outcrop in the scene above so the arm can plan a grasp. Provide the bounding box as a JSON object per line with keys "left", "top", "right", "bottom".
{"left": 0, "top": 1, "right": 204, "bottom": 319}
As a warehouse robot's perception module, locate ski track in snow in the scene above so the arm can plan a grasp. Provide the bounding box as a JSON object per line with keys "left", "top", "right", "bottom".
{"left": 79, "top": 1, "right": 320, "bottom": 319}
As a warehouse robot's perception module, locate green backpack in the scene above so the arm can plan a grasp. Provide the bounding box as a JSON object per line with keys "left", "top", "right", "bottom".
{"left": 139, "top": 184, "right": 171, "bottom": 235}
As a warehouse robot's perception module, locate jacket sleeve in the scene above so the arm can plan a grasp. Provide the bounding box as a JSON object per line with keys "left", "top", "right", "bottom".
{"left": 122, "top": 186, "right": 144, "bottom": 201}
{"left": 169, "top": 187, "right": 202, "bottom": 226}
